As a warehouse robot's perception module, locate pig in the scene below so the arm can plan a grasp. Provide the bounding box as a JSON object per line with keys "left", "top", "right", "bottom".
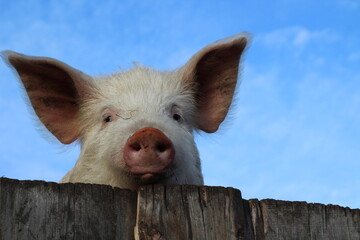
{"left": 2, "top": 33, "right": 248, "bottom": 190}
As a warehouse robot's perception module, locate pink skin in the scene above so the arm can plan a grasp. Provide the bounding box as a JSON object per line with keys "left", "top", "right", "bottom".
{"left": 123, "top": 127, "right": 175, "bottom": 183}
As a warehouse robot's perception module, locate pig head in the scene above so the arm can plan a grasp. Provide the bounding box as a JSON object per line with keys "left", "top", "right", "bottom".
{"left": 2, "top": 34, "right": 248, "bottom": 190}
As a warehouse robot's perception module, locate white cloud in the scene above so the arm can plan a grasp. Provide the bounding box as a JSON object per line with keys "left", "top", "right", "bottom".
{"left": 293, "top": 28, "right": 311, "bottom": 46}
{"left": 259, "top": 26, "right": 340, "bottom": 48}
{"left": 339, "top": 0, "right": 359, "bottom": 9}
{"left": 348, "top": 51, "right": 360, "bottom": 62}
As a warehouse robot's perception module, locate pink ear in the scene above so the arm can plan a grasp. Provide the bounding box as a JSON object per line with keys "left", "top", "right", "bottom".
{"left": 2, "top": 51, "right": 95, "bottom": 144}
{"left": 181, "top": 34, "right": 248, "bottom": 133}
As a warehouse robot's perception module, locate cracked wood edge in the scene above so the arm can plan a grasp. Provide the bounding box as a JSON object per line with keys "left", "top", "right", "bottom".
{"left": 135, "top": 184, "right": 252, "bottom": 240}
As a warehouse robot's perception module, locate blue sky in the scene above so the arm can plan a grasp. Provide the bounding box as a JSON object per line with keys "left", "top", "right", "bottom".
{"left": 0, "top": 0, "right": 359, "bottom": 208}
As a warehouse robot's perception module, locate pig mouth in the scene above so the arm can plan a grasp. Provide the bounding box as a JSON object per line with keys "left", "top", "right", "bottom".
{"left": 131, "top": 167, "right": 173, "bottom": 184}
{"left": 136, "top": 172, "right": 163, "bottom": 184}
{"left": 127, "top": 166, "right": 175, "bottom": 184}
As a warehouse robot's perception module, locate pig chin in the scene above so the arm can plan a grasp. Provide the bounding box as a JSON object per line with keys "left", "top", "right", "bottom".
{"left": 123, "top": 157, "right": 176, "bottom": 185}
{"left": 116, "top": 163, "right": 175, "bottom": 186}
{"left": 135, "top": 171, "right": 173, "bottom": 185}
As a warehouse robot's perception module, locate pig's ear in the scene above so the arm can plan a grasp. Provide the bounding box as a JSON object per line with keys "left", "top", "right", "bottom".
{"left": 181, "top": 34, "right": 248, "bottom": 133}
{"left": 2, "top": 51, "right": 94, "bottom": 144}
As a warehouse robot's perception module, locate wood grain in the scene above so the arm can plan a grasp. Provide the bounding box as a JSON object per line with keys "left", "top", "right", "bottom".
{"left": 0, "top": 177, "right": 137, "bottom": 240}
{"left": 248, "top": 198, "right": 360, "bottom": 240}
{"left": 1, "top": 177, "right": 359, "bottom": 240}
{"left": 135, "top": 184, "right": 251, "bottom": 240}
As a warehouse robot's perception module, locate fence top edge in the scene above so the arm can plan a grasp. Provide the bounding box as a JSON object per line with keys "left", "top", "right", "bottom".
{"left": 1, "top": 177, "right": 359, "bottom": 211}
{"left": 247, "top": 198, "right": 360, "bottom": 211}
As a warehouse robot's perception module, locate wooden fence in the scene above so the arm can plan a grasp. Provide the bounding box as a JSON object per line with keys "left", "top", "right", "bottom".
{"left": 0, "top": 177, "right": 359, "bottom": 239}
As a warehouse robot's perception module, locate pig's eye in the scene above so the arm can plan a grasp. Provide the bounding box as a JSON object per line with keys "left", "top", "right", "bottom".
{"left": 102, "top": 109, "right": 116, "bottom": 124}
{"left": 173, "top": 113, "right": 182, "bottom": 122}
{"left": 171, "top": 105, "right": 183, "bottom": 123}
{"left": 104, "top": 115, "right": 113, "bottom": 123}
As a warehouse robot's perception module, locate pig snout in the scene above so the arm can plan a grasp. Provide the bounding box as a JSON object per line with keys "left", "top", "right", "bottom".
{"left": 124, "top": 127, "right": 175, "bottom": 182}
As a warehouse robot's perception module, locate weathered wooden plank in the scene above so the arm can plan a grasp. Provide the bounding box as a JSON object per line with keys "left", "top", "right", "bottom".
{"left": 248, "top": 199, "right": 265, "bottom": 240}
{"left": 242, "top": 199, "right": 256, "bottom": 239}
{"left": 247, "top": 199, "right": 360, "bottom": 240}
{"left": 0, "top": 177, "right": 137, "bottom": 240}
{"left": 308, "top": 203, "right": 326, "bottom": 239}
{"left": 348, "top": 207, "right": 360, "bottom": 239}
{"left": 135, "top": 184, "right": 250, "bottom": 240}
{"left": 259, "top": 199, "right": 278, "bottom": 240}
{"left": 324, "top": 204, "right": 360, "bottom": 240}
{"left": 292, "top": 201, "right": 310, "bottom": 239}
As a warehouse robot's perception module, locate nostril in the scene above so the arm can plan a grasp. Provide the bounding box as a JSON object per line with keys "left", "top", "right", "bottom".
{"left": 131, "top": 142, "right": 141, "bottom": 151}
{"left": 156, "top": 143, "right": 167, "bottom": 153}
